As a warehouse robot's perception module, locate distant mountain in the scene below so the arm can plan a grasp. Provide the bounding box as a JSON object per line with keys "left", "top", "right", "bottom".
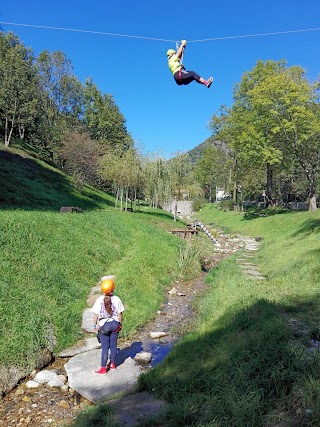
{"left": 187, "top": 136, "right": 215, "bottom": 166}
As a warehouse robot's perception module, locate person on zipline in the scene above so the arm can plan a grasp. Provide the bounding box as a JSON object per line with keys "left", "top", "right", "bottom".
{"left": 167, "top": 40, "right": 213, "bottom": 88}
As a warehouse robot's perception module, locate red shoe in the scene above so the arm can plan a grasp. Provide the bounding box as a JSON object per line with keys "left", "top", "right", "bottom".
{"left": 92, "top": 367, "right": 107, "bottom": 375}
{"left": 109, "top": 362, "right": 116, "bottom": 370}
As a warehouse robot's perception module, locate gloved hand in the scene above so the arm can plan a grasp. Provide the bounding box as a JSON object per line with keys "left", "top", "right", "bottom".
{"left": 181, "top": 40, "right": 187, "bottom": 47}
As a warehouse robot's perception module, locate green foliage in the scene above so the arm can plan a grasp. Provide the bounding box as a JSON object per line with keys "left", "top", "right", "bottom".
{"left": 210, "top": 59, "right": 320, "bottom": 209}
{"left": 82, "top": 78, "right": 133, "bottom": 152}
{"left": 177, "top": 239, "right": 207, "bottom": 281}
{"left": 192, "top": 196, "right": 207, "bottom": 212}
{"left": 0, "top": 32, "right": 38, "bottom": 146}
{"left": 0, "top": 30, "right": 133, "bottom": 173}
{"left": 194, "top": 143, "right": 231, "bottom": 202}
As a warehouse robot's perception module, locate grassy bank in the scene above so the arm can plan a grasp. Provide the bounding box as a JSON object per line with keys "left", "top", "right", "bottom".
{"left": 0, "top": 208, "right": 189, "bottom": 369}
{"left": 1, "top": 144, "right": 197, "bottom": 374}
{"left": 134, "top": 205, "right": 320, "bottom": 426}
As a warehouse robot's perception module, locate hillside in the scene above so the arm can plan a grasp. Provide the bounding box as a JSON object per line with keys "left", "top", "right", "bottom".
{"left": 187, "top": 136, "right": 215, "bottom": 166}
{"left": 0, "top": 140, "right": 114, "bottom": 211}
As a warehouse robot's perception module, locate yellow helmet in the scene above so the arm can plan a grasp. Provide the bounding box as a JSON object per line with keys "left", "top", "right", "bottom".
{"left": 100, "top": 278, "right": 115, "bottom": 295}
{"left": 167, "top": 49, "right": 175, "bottom": 57}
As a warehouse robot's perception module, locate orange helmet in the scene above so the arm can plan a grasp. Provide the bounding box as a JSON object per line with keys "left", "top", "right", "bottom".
{"left": 100, "top": 278, "right": 115, "bottom": 295}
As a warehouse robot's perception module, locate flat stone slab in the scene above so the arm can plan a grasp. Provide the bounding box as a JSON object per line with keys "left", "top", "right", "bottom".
{"left": 108, "top": 391, "right": 169, "bottom": 427}
{"left": 82, "top": 308, "right": 94, "bottom": 332}
{"left": 64, "top": 351, "right": 143, "bottom": 403}
{"left": 243, "top": 269, "right": 266, "bottom": 279}
{"left": 58, "top": 337, "right": 101, "bottom": 358}
{"left": 238, "top": 262, "right": 256, "bottom": 268}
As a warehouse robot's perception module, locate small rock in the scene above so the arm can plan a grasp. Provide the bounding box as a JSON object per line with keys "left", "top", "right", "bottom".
{"left": 57, "top": 400, "right": 69, "bottom": 409}
{"left": 177, "top": 292, "right": 186, "bottom": 296}
{"left": 149, "top": 332, "right": 168, "bottom": 339}
{"left": 47, "top": 377, "right": 65, "bottom": 388}
{"left": 57, "top": 374, "right": 67, "bottom": 383}
{"left": 25, "top": 380, "right": 40, "bottom": 389}
{"left": 30, "top": 370, "right": 37, "bottom": 378}
{"left": 22, "top": 396, "right": 32, "bottom": 403}
{"left": 34, "top": 370, "right": 58, "bottom": 384}
{"left": 134, "top": 352, "right": 152, "bottom": 364}
{"left": 168, "top": 287, "right": 177, "bottom": 295}
{"left": 15, "top": 387, "right": 25, "bottom": 396}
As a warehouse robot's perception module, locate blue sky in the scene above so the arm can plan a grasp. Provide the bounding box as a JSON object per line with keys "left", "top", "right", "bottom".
{"left": 1, "top": 0, "right": 320, "bottom": 158}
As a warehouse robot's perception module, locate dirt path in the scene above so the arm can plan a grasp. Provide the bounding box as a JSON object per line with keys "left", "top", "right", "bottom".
{"left": 0, "top": 230, "right": 245, "bottom": 427}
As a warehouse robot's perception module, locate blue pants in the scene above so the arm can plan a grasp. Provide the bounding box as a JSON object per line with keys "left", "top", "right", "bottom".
{"left": 99, "top": 320, "right": 119, "bottom": 367}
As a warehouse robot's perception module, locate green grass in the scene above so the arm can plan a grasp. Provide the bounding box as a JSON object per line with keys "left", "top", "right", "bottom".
{"left": 0, "top": 143, "right": 114, "bottom": 210}
{"left": 135, "top": 204, "right": 320, "bottom": 426}
{"left": 0, "top": 208, "right": 189, "bottom": 369}
{"left": 4, "top": 142, "right": 320, "bottom": 426}
{"left": 0, "top": 144, "right": 196, "bottom": 373}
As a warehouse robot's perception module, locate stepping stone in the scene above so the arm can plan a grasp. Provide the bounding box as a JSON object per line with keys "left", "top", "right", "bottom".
{"left": 65, "top": 352, "right": 143, "bottom": 403}
{"left": 81, "top": 308, "right": 94, "bottom": 332}
{"left": 58, "top": 337, "right": 101, "bottom": 357}
{"left": 108, "top": 391, "right": 168, "bottom": 427}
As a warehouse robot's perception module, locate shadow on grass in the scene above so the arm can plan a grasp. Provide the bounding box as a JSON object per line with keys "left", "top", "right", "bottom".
{"left": 292, "top": 219, "right": 320, "bottom": 237}
{"left": 0, "top": 150, "right": 113, "bottom": 211}
{"left": 137, "top": 298, "right": 320, "bottom": 427}
{"left": 243, "top": 207, "right": 292, "bottom": 221}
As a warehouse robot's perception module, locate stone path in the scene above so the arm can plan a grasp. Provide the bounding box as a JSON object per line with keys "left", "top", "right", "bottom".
{"left": 235, "top": 236, "right": 266, "bottom": 280}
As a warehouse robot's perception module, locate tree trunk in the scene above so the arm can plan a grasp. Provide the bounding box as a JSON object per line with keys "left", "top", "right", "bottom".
{"left": 266, "top": 163, "right": 273, "bottom": 207}
{"left": 120, "top": 187, "right": 123, "bottom": 211}
{"left": 309, "top": 195, "right": 317, "bottom": 211}
{"left": 208, "top": 186, "right": 212, "bottom": 203}
{"left": 115, "top": 187, "right": 119, "bottom": 209}
{"left": 173, "top": 198, "right": 178, "bottom": 222}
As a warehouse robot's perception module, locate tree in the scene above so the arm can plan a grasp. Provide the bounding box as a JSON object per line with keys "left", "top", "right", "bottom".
{"left": 169, "top": 152, "right": 193, "bottom": 200}
{"left": 194, "top": 143, "right": 231, "bottom": 202}
{"left": 0, "top": 32, "right": 38, "bottom": 146}
{"left": 82, "top": 78, "right": 133, "bottom": 153}
{"left": 59, "top": 130, "right": 102, "bottom": 191}
{"left": 35, "top": 50, "right": 83, "bottom": 157}
{"left": 249, "top": 67, "right": 320, "bottom": 210}
{"left": 99, "top": 147, "right": 142, "bottom": 209}
{"left": 210, "top": 60, "right": 320, "bottom": 210}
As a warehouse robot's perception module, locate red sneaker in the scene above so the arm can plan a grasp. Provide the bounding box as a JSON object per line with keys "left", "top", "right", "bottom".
{"left": 92, "top": 367, "right": 107, "bottom": 375}
{"left": 109, "top": 362, "right": 116, "bottom": 370}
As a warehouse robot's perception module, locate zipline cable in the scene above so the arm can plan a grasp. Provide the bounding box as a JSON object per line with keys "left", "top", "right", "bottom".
{"left": 0, "top": 21, "right": 176, "bottom": 42}
{"left": 1, "top": 21, "right": 320, "bottom": 43}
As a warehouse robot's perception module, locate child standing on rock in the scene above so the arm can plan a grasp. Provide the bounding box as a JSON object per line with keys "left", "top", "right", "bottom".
{"left": 92, "top": 275, "right": 125, "bottom": 375}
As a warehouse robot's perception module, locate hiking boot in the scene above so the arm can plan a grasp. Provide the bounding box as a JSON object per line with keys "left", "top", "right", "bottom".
{"left": 206, "top": 77, "right": 213, "bottom": 88}
{"left": 109, "top": 362, "right": 116, "bottom": 370}
{"left": 92, "top": 367, "right": 107, "bottom": 375}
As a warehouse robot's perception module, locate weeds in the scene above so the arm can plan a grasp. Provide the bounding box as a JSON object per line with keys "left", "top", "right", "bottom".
{"left": 177, "top": 240, "right": 206, "bottom": 280}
